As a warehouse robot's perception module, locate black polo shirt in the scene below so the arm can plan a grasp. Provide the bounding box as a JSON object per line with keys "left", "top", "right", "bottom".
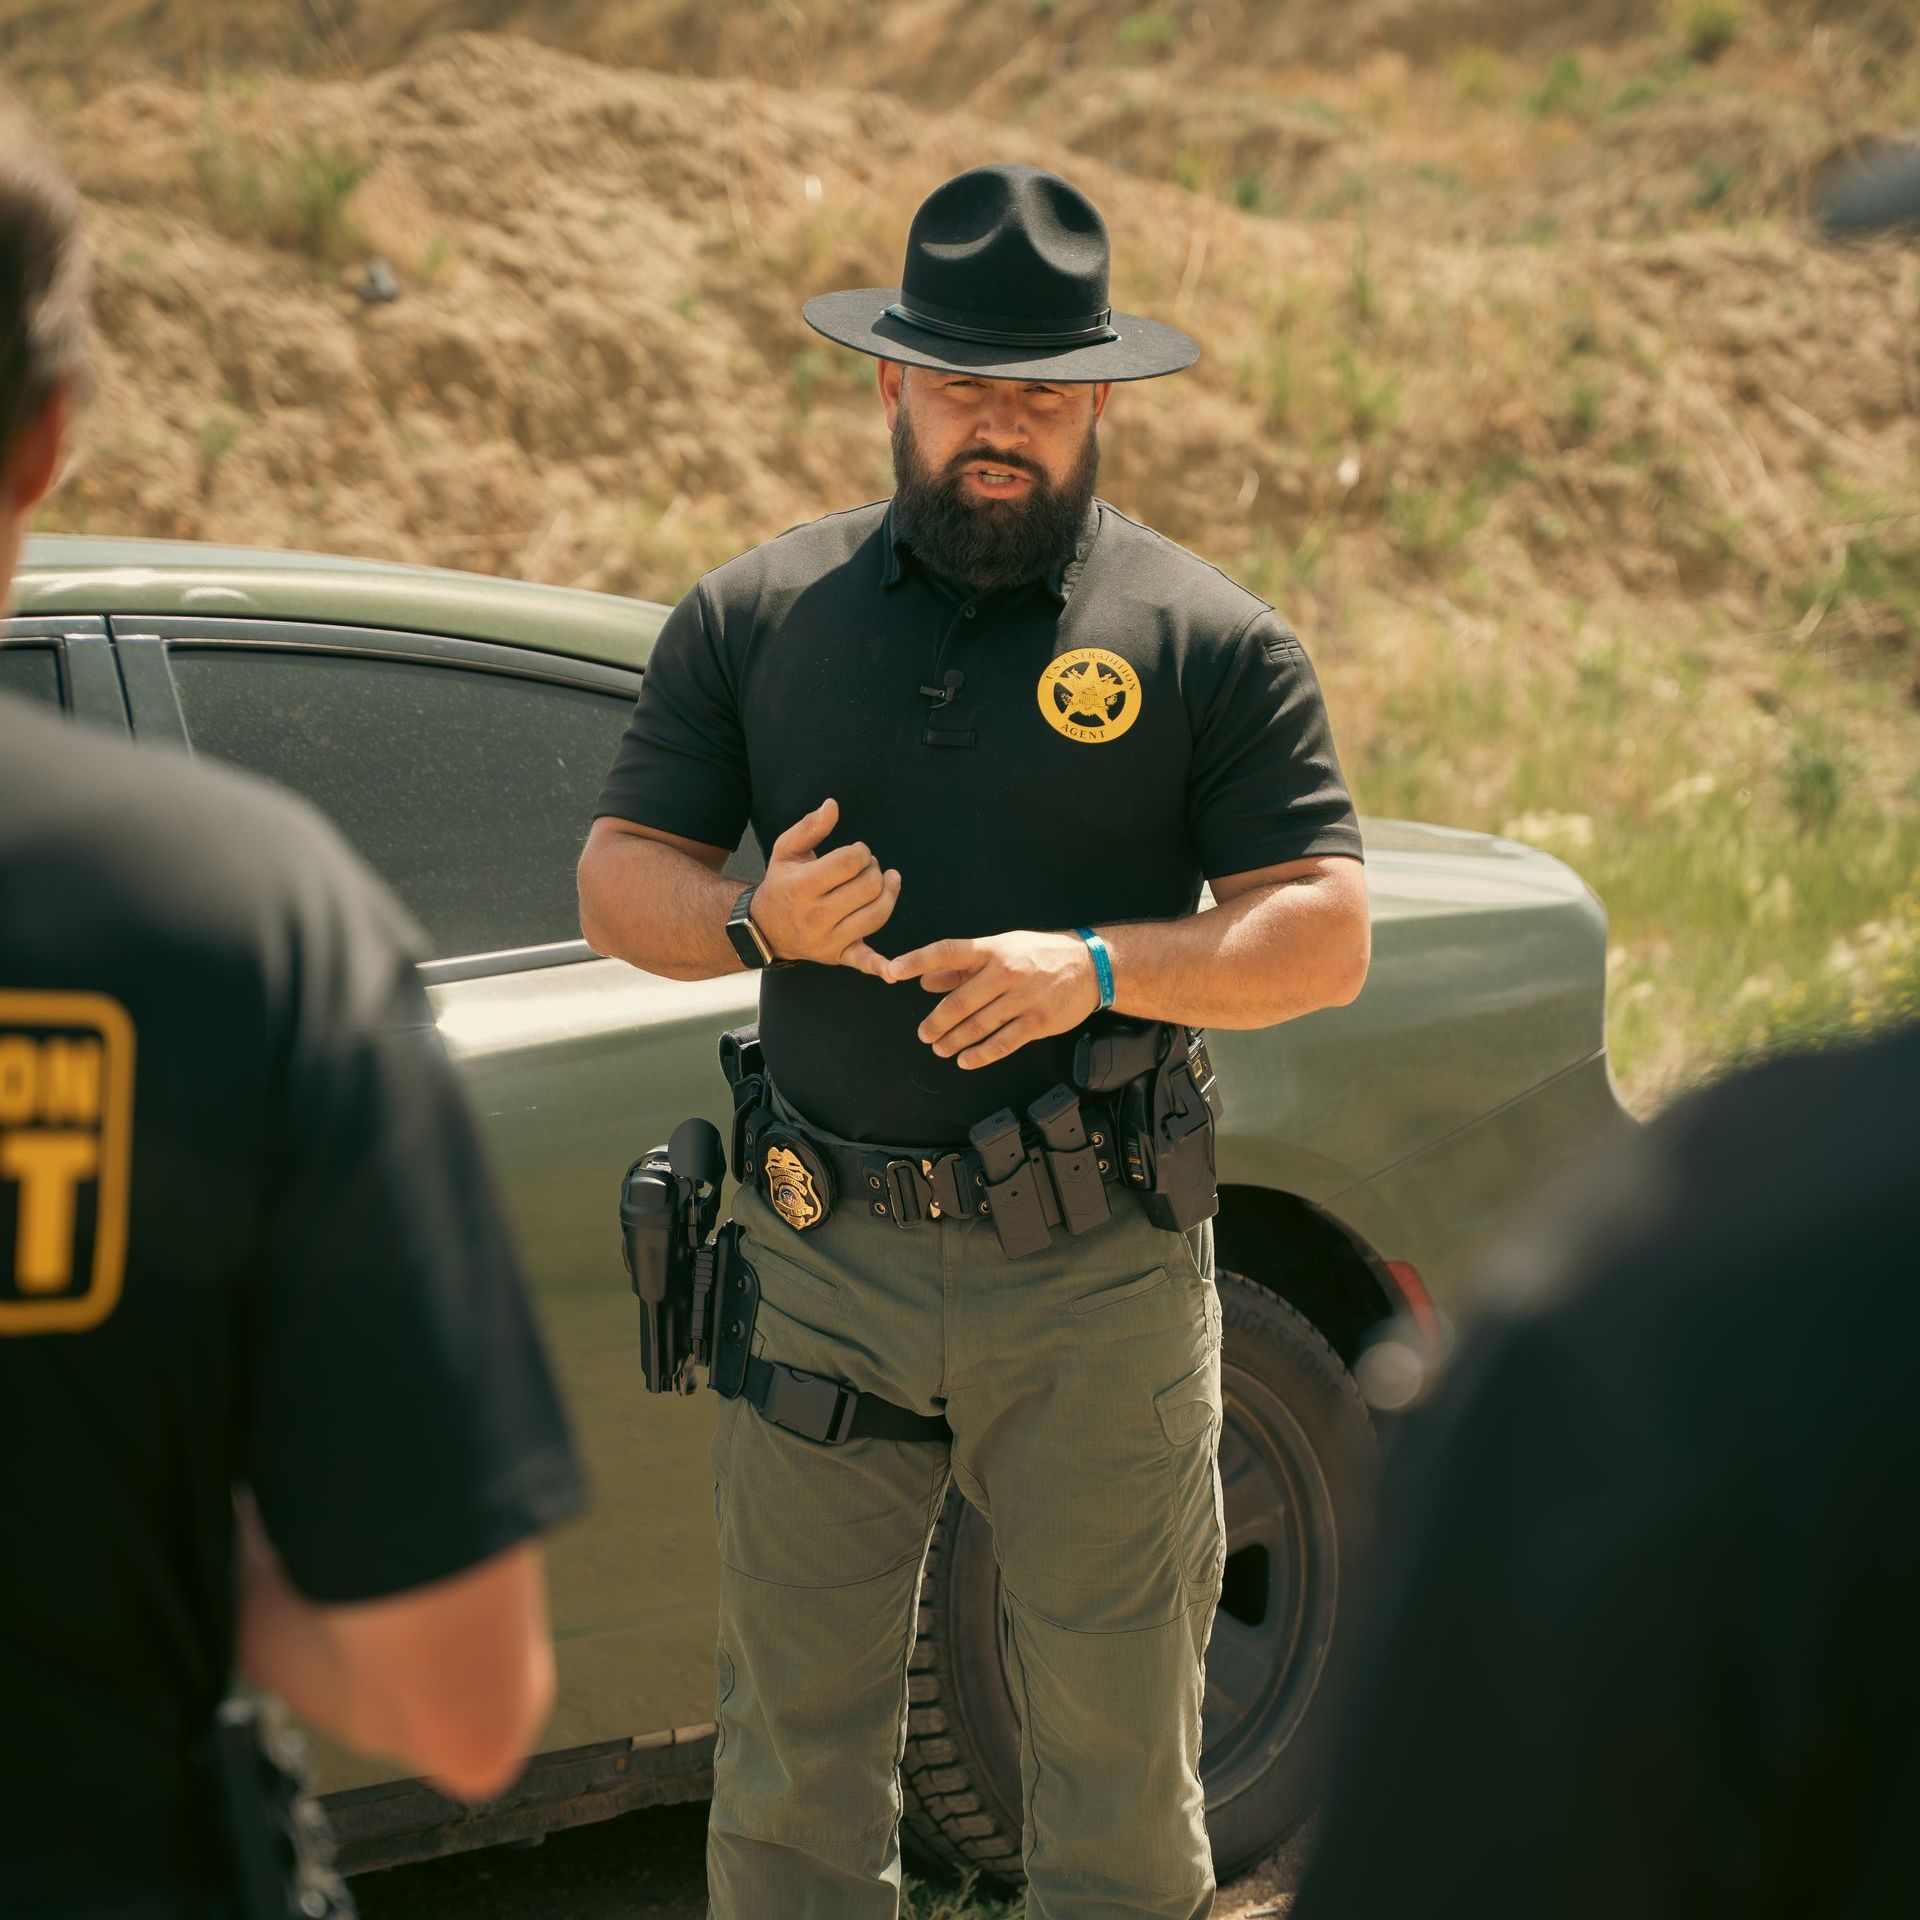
{"left": 0, "top": 696, "right": 586, "bottom": 1914}
{"left": 595, "top": 497, "right": 1362, "bottom": 1144}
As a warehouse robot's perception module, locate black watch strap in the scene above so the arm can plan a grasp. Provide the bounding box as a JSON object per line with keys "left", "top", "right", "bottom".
{"left": 727, "top": 884, "right": 776, "bottom": 969}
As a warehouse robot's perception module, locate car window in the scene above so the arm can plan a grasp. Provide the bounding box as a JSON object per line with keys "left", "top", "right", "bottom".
{"left": 168, "top": 646, "right": 632, "bottom": 961}
{"left": 0, "top": 646, "right": 62, "bottom": 711}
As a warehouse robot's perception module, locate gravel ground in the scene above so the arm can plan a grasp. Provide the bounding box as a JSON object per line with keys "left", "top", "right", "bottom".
{"left": 348, "top": 1803, "right": 1307, "bottom": 1918}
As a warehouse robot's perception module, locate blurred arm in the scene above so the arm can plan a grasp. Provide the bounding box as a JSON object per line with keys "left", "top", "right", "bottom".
{"left": 236, "top": 1500, "right": 553, "bottom": 1804}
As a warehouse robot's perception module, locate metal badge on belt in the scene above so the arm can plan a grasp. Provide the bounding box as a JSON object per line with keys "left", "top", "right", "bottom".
{"left": 761, "top": 1125, "right": 834, "bottom": 1231}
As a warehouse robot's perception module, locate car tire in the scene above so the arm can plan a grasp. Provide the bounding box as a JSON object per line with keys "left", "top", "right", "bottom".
{"left": 901, "top": 1271, "right": 1380, "bottom": 1885}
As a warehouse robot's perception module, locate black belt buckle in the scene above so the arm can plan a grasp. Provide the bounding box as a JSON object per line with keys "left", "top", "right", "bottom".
{"left": 758, "top": 1364, "right": 857, "bottom": 1444}
{"left": 883, "top": 1153, "right": 970, "bottom": 1227}
{"left": 884, "top": 1158, "right": 934, "bottom": 1226}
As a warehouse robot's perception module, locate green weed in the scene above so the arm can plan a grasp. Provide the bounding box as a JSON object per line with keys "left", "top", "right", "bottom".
{"left": 1784, "top": 730, "right": 1848, "bottom": 835}
{"left": 902, "top": 1870, "right": 1025, "bottom": 1919}
{"left": 1411, "top": 163, "right": 1471, "bottom": 201}
{"left": 1449, "top": 47, "right": 1510, "bottom": 105}
{"left": 1286, "top": 95, "right": 1349, "bottom": 130}
{"left": 1261, "top": 333, "right": 1295, "bottom": 433}
{"left": 1558, "top": 289, "right": 1602, "bottom": 358}
{"left": 1526, "top": 53, "right": 1593, "bottom": 121}
{"left": 1560, "top": 375, "right": 1606, "bottom": 443}
{"left": 1782, "top": 504, "right": 1920, "bottom": 650}
{"left": 1384, "top": 478, "right": 1485, "bottom": 568}
{"left": 1608, "top": 76, "right": 1667, "bottom": 113}
{"left": 1692, "top": 158, "right": 1738, "bottom": 211}
{"left": 1242, "top": 523, "right": 1328, "bottom": 603}
{"left": 196, "top": 410, "right": 242, "bottom": 470}
{"left": 1347, "top": 230, "right": 1378, "bottom": 329}
{"left": 193, "top": 114, "right": 372, "bottom": 263}
{"left": 1118, "top": 8, "right": 1179, "bottom": 56}
{"left": 1668, "top": 0, "right": 1746, "bottom": 64}
{"left": 1335, "top": 347, "right": 1399, "bottom": 439}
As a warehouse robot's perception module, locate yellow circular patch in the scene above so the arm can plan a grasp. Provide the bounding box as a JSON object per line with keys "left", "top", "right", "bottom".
{"left": 1037, "top": 647, "right": 1143, "bottom": 745}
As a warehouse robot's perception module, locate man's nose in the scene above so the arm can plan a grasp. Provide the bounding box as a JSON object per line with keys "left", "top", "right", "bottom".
{"left": 974, "top": 385, "right": 1030, "bottom": 443}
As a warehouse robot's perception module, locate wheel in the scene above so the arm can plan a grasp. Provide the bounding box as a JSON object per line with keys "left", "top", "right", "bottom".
{"left": 901, "top": 1271, "right": 1379, "bottom": 1884}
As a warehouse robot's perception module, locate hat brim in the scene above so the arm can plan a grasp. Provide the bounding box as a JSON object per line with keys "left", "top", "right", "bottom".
{"left": 802, "top": 289, "right": 1198, "bottom": 382}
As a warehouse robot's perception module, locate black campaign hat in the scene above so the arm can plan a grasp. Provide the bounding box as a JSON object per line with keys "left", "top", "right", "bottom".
{"left": 803, "top": 163, "right": 1197, "bottom": 383}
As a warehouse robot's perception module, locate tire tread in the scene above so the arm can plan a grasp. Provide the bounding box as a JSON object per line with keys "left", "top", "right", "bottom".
{"left": 899, "top": 1270, "right": 1377, "bottom": 1885}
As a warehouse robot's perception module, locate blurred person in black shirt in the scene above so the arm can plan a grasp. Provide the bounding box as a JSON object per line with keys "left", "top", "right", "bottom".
{"left": 1291, "top": 1019, "right": 1920, "bottom": 1920}
{"left": 1, "top": 112, "right": 587, "bottom": 1918}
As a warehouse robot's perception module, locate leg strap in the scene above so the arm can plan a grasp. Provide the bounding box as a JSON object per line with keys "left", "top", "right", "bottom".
{"left": 741, "top": 1355, "right": 949, "bottom": 1447}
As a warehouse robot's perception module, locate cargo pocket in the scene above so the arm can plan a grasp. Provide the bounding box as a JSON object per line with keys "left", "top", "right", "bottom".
{"left": 736, "top": 1190, "right": 840, "bottom": 1299}
{"left": 1070, "top": 1264, "right": 1172, "bottom": 1316}
{"left": 1155, "top": 1358, "right": 1225, "bottom": 1591}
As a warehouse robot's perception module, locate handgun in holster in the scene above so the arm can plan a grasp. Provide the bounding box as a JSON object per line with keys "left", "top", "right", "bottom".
{"left": 1074, "top": 1016, "right": 1222, "bottom": 1233}
{"left": 620, "top": 1113, "right": 759, "bottom": 1400}
{"left": 207, "top": 1697, "right": 355, "bottom": 1920}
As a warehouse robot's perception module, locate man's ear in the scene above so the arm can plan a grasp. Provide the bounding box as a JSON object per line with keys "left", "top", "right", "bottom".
{"left": 7, "top": 384, "right": 72, "bottom": 514}
{"left": 1089, "top": 381, "right": 1114, "bottom": 426}
{"left": 878, "top": 358, "right": 905, "bottom": 431}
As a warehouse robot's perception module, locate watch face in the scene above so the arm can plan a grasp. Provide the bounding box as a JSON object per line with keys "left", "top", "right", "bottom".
{"left": 728, "top": 901, "right": 774, "bottom": 968}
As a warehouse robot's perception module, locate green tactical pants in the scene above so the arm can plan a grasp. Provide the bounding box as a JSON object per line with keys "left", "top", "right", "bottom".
{"left": 707, "top": 1133, "right": 1226, "bottom": 1920}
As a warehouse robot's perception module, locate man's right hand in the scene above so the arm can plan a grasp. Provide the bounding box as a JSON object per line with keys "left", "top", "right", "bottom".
{"left": 751, "top": 797, "right": 901, "bottom": 977}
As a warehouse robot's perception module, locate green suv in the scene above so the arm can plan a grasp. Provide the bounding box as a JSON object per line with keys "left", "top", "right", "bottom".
{"left": 6, "top": 536, "right": 1633, "bottom": 1884}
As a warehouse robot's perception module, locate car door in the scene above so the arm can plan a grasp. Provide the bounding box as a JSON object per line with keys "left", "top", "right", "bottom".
{"left": 113, "top": 615, "right": 758, "bottom": 1785}
{"left": 0, "top": 615, "right": 125, "bottom": 731}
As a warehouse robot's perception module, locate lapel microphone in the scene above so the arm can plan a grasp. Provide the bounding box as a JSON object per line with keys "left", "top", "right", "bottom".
{"left": 920, "top": 670, "right": 966, "bottom": 711}
{"left": 919, "top": 670, "right": 974, "bottom": 749}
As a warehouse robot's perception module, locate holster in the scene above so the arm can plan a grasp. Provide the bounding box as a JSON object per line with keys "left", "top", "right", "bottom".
{"left": 719, "top": 1024, "right": 768, "bottom": 1185}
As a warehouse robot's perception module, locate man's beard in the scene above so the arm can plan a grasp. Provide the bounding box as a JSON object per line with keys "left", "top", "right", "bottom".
{"left": 890, "top": 409, "right": 1099, "bottom": 593}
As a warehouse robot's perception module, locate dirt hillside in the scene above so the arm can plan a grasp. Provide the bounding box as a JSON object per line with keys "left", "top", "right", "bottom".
{"left": 10, "top": 9, "right": 1920, "bottom": 1103}
{"left": 38, "top": 29, "right": 1916, "bottom": 594}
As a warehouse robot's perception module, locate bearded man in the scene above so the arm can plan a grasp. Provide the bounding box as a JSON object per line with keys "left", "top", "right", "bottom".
{"left": 579, "top": 163, "right": 1370, "bottom": 1920}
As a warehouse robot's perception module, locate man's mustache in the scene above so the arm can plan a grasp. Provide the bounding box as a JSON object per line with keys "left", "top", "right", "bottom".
{"left": 942, "top": 448, "right": 1046, "bottom": 483}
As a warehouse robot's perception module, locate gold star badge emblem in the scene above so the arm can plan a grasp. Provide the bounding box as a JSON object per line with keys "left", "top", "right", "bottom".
{"left": 1037, "top": 647, "right": 1143, "bottom": 744}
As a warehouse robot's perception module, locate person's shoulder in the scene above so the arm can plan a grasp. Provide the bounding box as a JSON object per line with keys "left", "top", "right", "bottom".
{"left": 0, "top": 699, "right": 419, "bottom": 969}
{"left": 1090, "top": 501, "right": 1278, "bottom": 639}
{"left": 697, "top": 500, "right": 890, "bottom": 612}
{"left": 1487, "top": 1025, "right": 1920, "bottom": 1363}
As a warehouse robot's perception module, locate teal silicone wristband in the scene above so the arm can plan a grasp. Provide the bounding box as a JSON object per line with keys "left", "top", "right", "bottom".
{"left": 1074, "top": 926, "right": 1116, "bottom": 1010}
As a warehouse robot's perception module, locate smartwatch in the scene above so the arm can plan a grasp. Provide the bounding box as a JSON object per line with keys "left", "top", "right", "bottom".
{"left": 726, "top": 884, "right": 777, "bottom": 969}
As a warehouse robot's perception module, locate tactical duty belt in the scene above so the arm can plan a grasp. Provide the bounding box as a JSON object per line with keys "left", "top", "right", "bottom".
{"left": 719, "top": 1026, "right": 1140, "bottom": 1260}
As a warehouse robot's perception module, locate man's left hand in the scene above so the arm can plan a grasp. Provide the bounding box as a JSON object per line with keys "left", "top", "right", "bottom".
{"left": 884, "top": 931, "right": 1100, "bottom": 1070}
